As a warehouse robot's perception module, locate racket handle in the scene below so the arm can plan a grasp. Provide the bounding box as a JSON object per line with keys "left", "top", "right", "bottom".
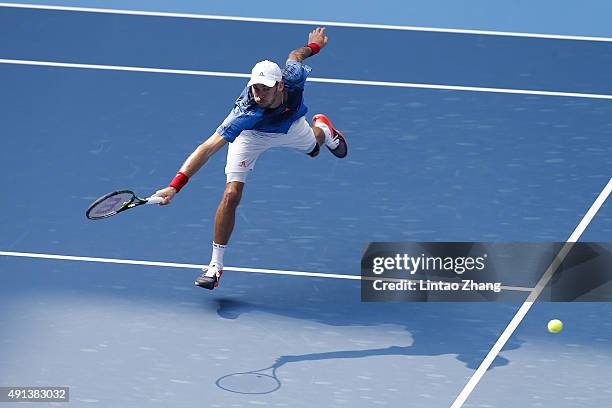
{"left": 147, "top": 196, "right": 164, "bottom": 205}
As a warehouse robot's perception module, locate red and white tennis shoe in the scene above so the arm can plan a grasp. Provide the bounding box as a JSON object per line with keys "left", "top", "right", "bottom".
{"left": 312, "top": 114, "right": 348, "bottom": 158}
{"left": 194, "top": 264, "right": 223, "bottom": 290}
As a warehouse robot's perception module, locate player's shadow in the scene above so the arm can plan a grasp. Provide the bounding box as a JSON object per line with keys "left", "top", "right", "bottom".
{"left": 214, "top": 290, "right": 523, "bottom": 372}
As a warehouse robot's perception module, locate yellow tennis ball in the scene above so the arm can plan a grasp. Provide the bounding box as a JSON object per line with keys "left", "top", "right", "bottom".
{"left": 547, "top": 319, "right": 563, "bottom": 333}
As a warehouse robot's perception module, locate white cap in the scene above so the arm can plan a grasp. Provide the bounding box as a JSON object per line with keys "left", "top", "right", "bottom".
{"left": 247, "top": 60, "right": 282, "bottom": 87}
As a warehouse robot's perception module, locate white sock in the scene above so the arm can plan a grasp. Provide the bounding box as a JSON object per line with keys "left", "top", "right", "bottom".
{"left": 316, "top": 123, "right": 339, "bottom": 149}
{"left": 210, "top": 242, "right": 227, "bottom": 269}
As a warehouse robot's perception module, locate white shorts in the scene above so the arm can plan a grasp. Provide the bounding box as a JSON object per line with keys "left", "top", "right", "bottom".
{"left": 225, "top": 116, "right": 317, "bottom": 183}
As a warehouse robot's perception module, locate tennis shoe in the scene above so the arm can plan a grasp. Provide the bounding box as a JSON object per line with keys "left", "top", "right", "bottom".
{"left": 195, "top": 263, "right": 223, "bottom": 290}
{"left": 312, "top": 114, "right": 348, "bottom": 158}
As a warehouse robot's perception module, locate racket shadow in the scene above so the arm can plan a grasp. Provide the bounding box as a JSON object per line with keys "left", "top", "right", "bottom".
{"left": 213, "top": 297, "right": 524, "bottom": 394}
{"left": 216, "top": 364, "right": 281, "bottom": 395}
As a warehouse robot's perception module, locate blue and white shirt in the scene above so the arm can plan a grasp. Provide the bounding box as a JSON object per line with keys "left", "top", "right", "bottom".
{"left": 216, "top": 61, "right": 312, "bottom": 142}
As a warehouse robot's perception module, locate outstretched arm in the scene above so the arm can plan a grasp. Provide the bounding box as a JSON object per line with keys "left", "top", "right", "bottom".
{"left": 177, "top": 132, "right": 227, "bottom": 177}
{"left": 287, "top": 27, "right": 329, "bottom": 63}
{"left": 150, "top": 132, "right": 227, "bottom": 205}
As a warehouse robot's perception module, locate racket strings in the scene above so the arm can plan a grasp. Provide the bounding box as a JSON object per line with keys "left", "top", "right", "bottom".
{"left": 89, "top": 192, "right": 133, "bottom": 218}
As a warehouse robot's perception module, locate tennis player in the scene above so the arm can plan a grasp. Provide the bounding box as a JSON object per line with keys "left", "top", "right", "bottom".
{"left": 150, "top": 27, "right": 347, "bottom": 290}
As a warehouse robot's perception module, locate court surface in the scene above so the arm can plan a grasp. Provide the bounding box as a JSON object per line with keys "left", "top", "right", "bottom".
{"left": 1, "top": 3, "right": 611, "bottom": 407}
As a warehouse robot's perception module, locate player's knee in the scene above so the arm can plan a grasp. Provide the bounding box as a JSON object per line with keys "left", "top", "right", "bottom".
{"left": 222, "top": 186, "right": 243, "bottom": 208}
{"left": 312, "top": 126, "right": 325, "bottom": 146}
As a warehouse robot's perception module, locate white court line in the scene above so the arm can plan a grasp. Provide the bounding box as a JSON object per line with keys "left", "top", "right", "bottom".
{"left": 0, "top": 250, "right": 535, "bottom": 292}
{"left": 0, "top": 250, "right": 534, "bottom": 292}
{"left": 0, "top": 58, "right": 250, "bottom": 79}
{"left": 2, "top": 58, "right": 612, "bottom": 100}
{"left": 1, "top": 2, "right": 612, "bottom": 42}
{"left": 450, "top": 177, "right": 612, "bottom": 408}
{"left": 0, "top": 250, "right": 359, "bottom": 280}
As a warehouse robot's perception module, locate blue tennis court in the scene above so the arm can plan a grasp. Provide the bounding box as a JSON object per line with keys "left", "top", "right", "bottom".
{"left": 1, "top": 3, "right": 611, "bottom": 407}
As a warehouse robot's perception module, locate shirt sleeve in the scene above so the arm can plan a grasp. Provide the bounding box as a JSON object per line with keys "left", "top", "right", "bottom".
{"left": 216, "top": 106, "right": 262, "bottom": 143}
{"left": 283, "top": 60, "right": 312, "bottom": 91}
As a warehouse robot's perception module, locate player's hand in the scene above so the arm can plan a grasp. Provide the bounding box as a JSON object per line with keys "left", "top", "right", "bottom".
{"left": 308, "top": 27, "right": 328, "bottom": 49}
{"left": 149, "top": 187, "right": 176, "bottom": 205}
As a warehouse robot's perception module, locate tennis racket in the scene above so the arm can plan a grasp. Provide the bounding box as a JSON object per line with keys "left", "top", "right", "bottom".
{"left": 85, "top": 190, "right": 163, "bottom": 220}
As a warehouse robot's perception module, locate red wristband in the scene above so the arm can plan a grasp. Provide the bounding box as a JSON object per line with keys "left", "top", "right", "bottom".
{"left": 169, "top": 172, "right": 189, "bottom": 193}
{"left": 305, "top": 43, "right": 321, "bottom": 55}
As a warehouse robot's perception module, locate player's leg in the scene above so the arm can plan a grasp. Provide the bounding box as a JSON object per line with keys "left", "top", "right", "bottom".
{"left": 275, "top": 117, "right": 333, "bottom": 159}
{"left": 213, "top": 181, "right": 244, "bottom": 246}
{"left": 195, "top": 132, "right": 267, "bottom": 290}
{"left": 194, "top": 181, "right": 244, "bottom": 290}
{"left": 279, "top": 116, "right": 347, "bottom": 158}
{"left": 303, "top": 126, "right": 327, "bottom": 157}
{"left": 312, "top": 126, "right": 325, "bottom": 149}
